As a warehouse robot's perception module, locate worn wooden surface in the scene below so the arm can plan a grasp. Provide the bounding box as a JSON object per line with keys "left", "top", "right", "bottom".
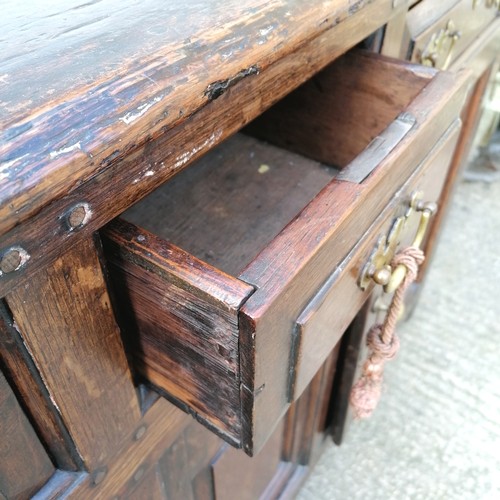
{"left": 0, "top": 0, "right": 399, "bottom": 297}
{"left": 6, "top": 236, "right": 141, "bottom": 470}
{"left": 0, "top": 369, "right": 54, "bottom": 499}
{"left": 239, "top": 62, "right": 470, "bottom": 454}
{"left": 292, "top": 120, "right": 461, "bottom": 399}
{"left": 122, "top": 133, "right": 337, "bottom": 276}
{"left": 240, "top": 64, "right": 467, "bottom": 456}
{"left": 326, "top": 121, "right": 463, "bottom": 445}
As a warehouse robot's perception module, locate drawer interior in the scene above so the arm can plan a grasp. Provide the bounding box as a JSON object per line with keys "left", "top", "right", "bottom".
{"left": 123, "top": 134, "right": 338, "bottom": 277}
{"left": 122, "top": 50, "right": 435, "bottom": 278}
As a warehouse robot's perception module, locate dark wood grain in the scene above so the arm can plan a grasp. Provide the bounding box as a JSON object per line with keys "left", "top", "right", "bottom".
{"left": 328, "top": 299, "right": 375, "bottom": 445}
{"left": 122, "top": 133, "right": 337, "bottom": 276}
{"left": 0, "top": 369, "right": 54, "bottom": 499}
{"left": 6, "top": 236, "right": 141, "bottom": 470}
{"left": 283, "top": 347, "right": 339, "bottom": 468}
{"left": 0, "top": 0, "right": 400, "bottom": 297}
{"left": 104, "top": 52, "right": 470, "bottom": 455}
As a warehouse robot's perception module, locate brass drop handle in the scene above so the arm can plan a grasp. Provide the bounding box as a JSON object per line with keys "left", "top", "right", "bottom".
{"left": 373, "top": 199, "right": 437, "bottom": 293}
{"left": 420, "top": 20, "right": 461, "bottom": 70}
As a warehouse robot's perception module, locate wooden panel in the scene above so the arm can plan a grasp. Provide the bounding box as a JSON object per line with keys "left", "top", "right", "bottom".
{"left": 212, "top": 421, "right": 284, "bottom": 500}
{"left": 0, "top": 0, "right": 398, "bottom": 238}
{"left": 123, "top": 466, "right": 166, "bottom": 500}
{"left": 0, "top": 301, "right": 81, "bottom": 470}
{"left": 59, "top": 398, "right": 190, "bottom": 499}
{"left": 0, "top": 0, "right": 400, "bottom": 298}
{"left": 159, "top": 421, "right": 221, "bottom": 500}
{"left": 449, "top": 17, "right": 500, "bottom": 78}
{"left": 0, "top": 369, "right": 54, "bottom": 499}
{"left": 246, "top": 50, "right": 434, "bottom": 168}
{"left": 6, "top": 236, "right": 141, "bottom": 470}
{"left": 380, "top": 3, "right": 410, "bottom": 59}
{"left": 329, "top": 300, "right": 375, "bottom": 445}
{"left": 103, "top": 219, "right": 254, "bottom": 444}
{"left": 283, "top": 346, "right": 339, "bottom": 468}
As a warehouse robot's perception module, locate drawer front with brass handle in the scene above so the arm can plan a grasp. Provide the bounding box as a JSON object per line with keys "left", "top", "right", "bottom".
{"left": 289, "top": 120, "right": 460, "bottom": 401}
{"left": 102, "top": 50, "right": 469, "bottom": 456}
{"left": 407, "top": 0, "right": 497, "bottom": 70}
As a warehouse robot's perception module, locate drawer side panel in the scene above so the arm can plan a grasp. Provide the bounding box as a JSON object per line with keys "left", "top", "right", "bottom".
{"left": 103, "top": 219, "right": 254, "bottom": 444}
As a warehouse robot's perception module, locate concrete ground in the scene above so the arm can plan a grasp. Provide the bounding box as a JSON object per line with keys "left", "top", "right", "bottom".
{"left": 298, "top": 175, "right": 500, "bottom": 499}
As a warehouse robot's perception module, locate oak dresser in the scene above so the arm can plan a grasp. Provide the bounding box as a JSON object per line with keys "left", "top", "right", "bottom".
{"left": 0, "top": 1, "right": 499, "bottom": 498}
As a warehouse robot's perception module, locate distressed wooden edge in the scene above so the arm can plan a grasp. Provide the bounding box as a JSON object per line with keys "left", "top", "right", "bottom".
{"left": 103, "top": 218, "right": 255, "bottom": 311}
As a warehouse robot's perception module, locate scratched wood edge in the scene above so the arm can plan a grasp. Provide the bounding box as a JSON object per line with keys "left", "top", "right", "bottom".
{"left": 0, "top": 0, "right": 386, "bottom": 235}
{"left": 239, "top": 66, "right": 471, "bottom": 302}
{"left": 0, "top": 0, "right": 401, "bottom": 298}
{"left": 0, "top": 300, "right": 83, "bottom": 471}
{"left": 103, "top": 218, "right": 254, "bottom": 310}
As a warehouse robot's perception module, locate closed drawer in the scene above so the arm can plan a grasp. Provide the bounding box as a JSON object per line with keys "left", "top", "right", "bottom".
{"left": 406, "top": 0, "right": 497, "bottom": 70}
{"left": 102, "top": 50, "right": 468, "bottom": 455}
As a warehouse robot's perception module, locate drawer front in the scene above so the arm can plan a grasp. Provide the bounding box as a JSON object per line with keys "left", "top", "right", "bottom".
{"left": 103, "top": 51, "right": 469, "bottom": 456}
{"left": 238, "top": 53, "right": 469, "bottom": 454}
{"left": 290, "top": 119, "right": 461, "bottom": 400}
{"left": 407, "top": 0, "right": 497, "bottom": 70}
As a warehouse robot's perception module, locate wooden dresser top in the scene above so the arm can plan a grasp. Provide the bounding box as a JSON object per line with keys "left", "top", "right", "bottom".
{"left": 0, "top": 0, "right": 371, "bottom": 234}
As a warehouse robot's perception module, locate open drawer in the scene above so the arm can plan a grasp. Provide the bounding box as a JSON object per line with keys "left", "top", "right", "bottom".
{"left": 102, "top": 50, "right": 468, "bottom": 455}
